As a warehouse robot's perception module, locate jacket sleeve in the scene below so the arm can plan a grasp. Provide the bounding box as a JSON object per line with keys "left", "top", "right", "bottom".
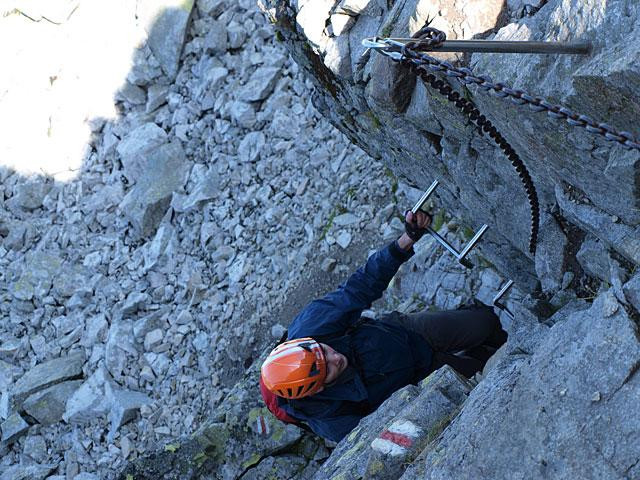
{"left": 288, "top": 240, "right": 414, "bottom": 338}
{"left": 306, "top": 413, "right": 363, "bottom": 443}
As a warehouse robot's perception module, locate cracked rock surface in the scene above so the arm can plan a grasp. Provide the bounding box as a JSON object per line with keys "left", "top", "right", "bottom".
{"left": 2, "top": 0, "right": 640, "bottom": 479}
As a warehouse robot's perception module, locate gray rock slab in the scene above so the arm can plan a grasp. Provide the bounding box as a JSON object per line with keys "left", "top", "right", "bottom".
{"left": 171, "top": 169, "right": 221, "bottom": 212}
{"left": 0, "top": 464, "right": 57, "bottom": 480}
{"left": 333, "top": 212, "right": 359, "bottom": 226}
{"left": 105, "top": 320, "right": 138, "bottom": 379}
{"left": 534, "top": 215, "right": 568, "bottom": 293}
{"left": 203, "top": 21, "right": 228, "bottom": 54}
{"left": 0, "top": 336, "right": 22, "bottom": 362}
{"left": 240, "top": 66, "right": 281, "bottom": 102}
{"left": 10, "top": 352, "right": 84, "bottom": 408}
{"left": 119, "top": 141, "right": 190, "bottom": 238}
{"left": 576, "top": 236, "right": 617, "bottom": 283}
{"left": 556, "top": 181, "right": 640, "bottom": 266}
{"left": 622, "top": 273, "right": 640, "bottom": 312}
{"left": 105, "top": 383, "right": 153, "bottom": 441}
{"left": 0, "top": 412, "right": 29, "bottom": 446}
{"left": 142, "top": 0, "right": 195, "bottom": 79}
{"left": 121, "top": 292, "right": 150, "bottom": 317}
{"left": 365, "top": 366, "right": 472, "bottom": 480}
{"left": 313, "top": 384, "right": 421, "bottom": 479}
{"left": 403, "top": 290, "right": 640, "bottom": 479}
{"left": 229, "top": 101, "right": 256, "bottom": 128}
{"left": 23, "top": 380, "right": 82, "bottom": 426}
{"left": 143, "top": 222, "right": 175, "bottom": 271}
{"left": 133, "top": 310, "right": 167, "bottom": 343}
{"left": 238, "top": 132, "right": 266, "bottom": 163}
{"left": 80, "top": 314, "right": 108, "bottom": 348}
{"left": 227, "top": 24, "right": 247, "bottom": 49}
{"left": 146, "top": 85, "right": 170, "bottom": 113}
{"left": 197, "top": 0, "right": 225, "bottom": 16}
{"left": 10, "top": 251, "right": 63, "bottom": 301}
{"left": 23, "top": 434, "right": 48, "bottom": 463}
{"left": 0, "top": 359, "right": 21, "bottom": 391}
{"left": 116, "top": 122, "right": 168, "bottom": 183}
{"left": 117, "top": 81, "right": 147, "bottom": 105}
{"left": 63, "top": 366, "right": 110, "bottom": 424}
{"left": 6, "top": 181, "right": 52, "bottom": 211}
{"left": 196, "top": 67, "right": 228, "bottom": 99}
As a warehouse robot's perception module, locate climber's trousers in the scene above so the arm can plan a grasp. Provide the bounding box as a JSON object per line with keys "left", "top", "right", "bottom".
{"left": 394, "top": 301, "right": 507, "bottom": 378}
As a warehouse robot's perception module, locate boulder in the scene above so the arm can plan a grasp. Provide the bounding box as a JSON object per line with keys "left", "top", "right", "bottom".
{"left": 0, "top": 412, "right": 29, "bottom": 446}
{"left": 63, "top": 366, "right": 111, "bottom": 424}
{"left": 105, "top": 383, "right": 153, "bottom": 441}
{"left": 6, "top": 181, "right": 52, "bottom": 211}
{"left": 240, "top": 66, "right": 281, "bottom": 102}
{"left": 105, "top": 320, "right": 138, "bottom": 379}
{"left": 9, "top": 352, "right": 84, "bottom": 408}
{"left": 116, "top": 122, "right": 168, "bottom": 183}
{"left": 0, "top": 464, "right": 57, "bottom": 480}
{"left": 171, "top": 168, "right": 221, "bottom": 212}
{"left": 622, "top": 273, "right": 640, "bottom": 312}
{"left": 140, "top": 0, "right": 195, "bottom": 79}
{"left": 23, "top": 380, "right": 82, "bottom": 425}
{"left": 119, "top": 142, "right": 190, "bottom": 238}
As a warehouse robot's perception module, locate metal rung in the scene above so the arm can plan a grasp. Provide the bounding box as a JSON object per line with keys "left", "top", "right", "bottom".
{"left": 411, "top": 180, "right": 488, "bottom": 269}
{"left": 362, "top": 37, "right": 592, "bottom": 55}
{"left": 493, "top": 279, "right": 515, "bottom": 319}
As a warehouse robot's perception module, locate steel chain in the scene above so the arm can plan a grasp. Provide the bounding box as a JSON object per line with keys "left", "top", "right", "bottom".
{"left": 398, "top": 27, "right": 640, "bottom": 151}
{"left": 401, "top": 26, "right": 540, "bottom": 254}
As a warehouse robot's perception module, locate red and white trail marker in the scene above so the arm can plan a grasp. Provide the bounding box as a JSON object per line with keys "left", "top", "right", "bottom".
{"left": 370, "top": 420, "right": 421, "bottom": 456}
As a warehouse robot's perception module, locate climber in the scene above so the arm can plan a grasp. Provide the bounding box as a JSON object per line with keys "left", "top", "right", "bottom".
{"left": 260, "top": 210, "right": 507, "bottom": 443}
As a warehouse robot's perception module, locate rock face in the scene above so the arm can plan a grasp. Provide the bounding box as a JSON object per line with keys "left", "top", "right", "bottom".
{"left": 261, "top": 0, "right": 640, "bottom": 291}
{"left": 3, "top": 0, "right": 640, "bottom": 478}
{"left": 401, "top": 291, "right": 640, "bottom": 479}
{"left": 312, "top": 366, "right": 473, "bottom": 480}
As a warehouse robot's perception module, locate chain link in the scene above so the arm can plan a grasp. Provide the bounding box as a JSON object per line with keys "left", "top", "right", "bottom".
{"left": 370, "top": 26, "right": 640, "bottom": 254}
{"left": 398, "top": 27, "right": 640, "bottom": 151}
{"left": 398, "top": 26, "right": 540, "bottom": 255}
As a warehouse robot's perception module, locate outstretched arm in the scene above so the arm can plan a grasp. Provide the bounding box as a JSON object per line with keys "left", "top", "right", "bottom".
{"left": 288, "top": 211, "right": 431, "bottom": 338}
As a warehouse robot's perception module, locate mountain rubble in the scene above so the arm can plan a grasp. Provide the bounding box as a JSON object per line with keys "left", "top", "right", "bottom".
{"left": 1, "top": 0, "right": 639, "bottom": 479}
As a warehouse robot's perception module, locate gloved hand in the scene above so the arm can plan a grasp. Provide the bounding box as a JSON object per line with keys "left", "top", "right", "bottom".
{"left": 403, "top": 210, "right": 432, "bottom": 242}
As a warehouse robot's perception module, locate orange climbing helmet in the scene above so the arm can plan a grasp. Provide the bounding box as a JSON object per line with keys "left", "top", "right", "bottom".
{"left": 261, "top": 337, "right": 327, "bottom": 399}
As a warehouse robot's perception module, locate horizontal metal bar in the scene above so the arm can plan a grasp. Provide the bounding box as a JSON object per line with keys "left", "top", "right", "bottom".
{"left": 436, "top": 40, "right": 591, "bottom": 55}
{"left": 426, "top": 226, "right": 461, "bottom": 258}
{"left": 365, "top": 37, "right": 592, "bottom": 55}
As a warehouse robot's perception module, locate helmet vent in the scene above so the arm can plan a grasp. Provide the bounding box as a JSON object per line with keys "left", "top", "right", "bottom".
{"left": 296, "top": 386, "right": 304, "bottom": 397}
{"left": 287, "top": 388, "right": 293, "bottom": 397}
{"left": 299, "top": 342, "right": 313, "bottom": 352}
{"left": 305, "top": 381, "right": 316, "bottom": 394}
{"left": 277, "top": 390, "right": 284, "bottom": 397}
{"left": 309, "top": 361, "right": 320, "bottom": 376}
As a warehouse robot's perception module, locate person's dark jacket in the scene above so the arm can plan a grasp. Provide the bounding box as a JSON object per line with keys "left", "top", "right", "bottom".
{"left": 281, "top": 241, "right": 434, "bottom": 442}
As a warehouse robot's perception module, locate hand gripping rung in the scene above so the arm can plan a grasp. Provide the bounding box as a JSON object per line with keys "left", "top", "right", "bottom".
{"left": 412, "top": 180, "right": 488, "bottom": 269}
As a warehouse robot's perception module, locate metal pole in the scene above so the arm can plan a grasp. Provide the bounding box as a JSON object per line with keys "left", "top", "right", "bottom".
{"left": 425, "top": 226, "right": 461, "bottom": 258}
{"left": 385, "top": 38, "right": 592, "bottom": 55}
{"left": 459, "top": 224, "right": 489, "bottom": 260}
{"left": 411, "top": 180, "right": 439, "bottom": 214}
